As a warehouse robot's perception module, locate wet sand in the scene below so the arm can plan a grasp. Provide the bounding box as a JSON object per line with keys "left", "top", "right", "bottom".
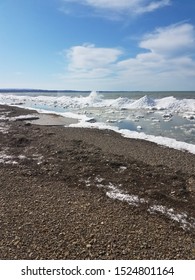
{"left": 28, "top": 112, "right": 78, "bottom": 126}
{"left": 0, "top": 105, "right": 195, "bottom": 259}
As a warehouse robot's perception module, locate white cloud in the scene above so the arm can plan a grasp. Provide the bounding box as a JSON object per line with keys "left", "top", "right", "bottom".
{"left": 63, "top": 0, "right": 171, "bottom": 17}
{"left": 140, "top": 23, "right": 195, "bottom": 55}
{"left": 60, "top": 23, "right": 195, "bottom": 90}
{"left": 80, "top": 0, "right": 147, "bottom": 10}
{"left": 135, "top": 0, "right": 171, "bottom": 14}
{"left": 115, "top": 23, "right": 195, "bottom": 89}
{"left": 66, "top": 44, "right": 122, "bottom": 71}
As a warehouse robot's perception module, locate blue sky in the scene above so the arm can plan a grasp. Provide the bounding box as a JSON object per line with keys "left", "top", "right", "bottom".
{"left": 0, "top": 0, "right": 195, "bottom": 91}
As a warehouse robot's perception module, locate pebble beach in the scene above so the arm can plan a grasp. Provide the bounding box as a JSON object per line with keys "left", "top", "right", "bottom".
{"left": 0, "top": 104, "right": 195, "bottom": 259}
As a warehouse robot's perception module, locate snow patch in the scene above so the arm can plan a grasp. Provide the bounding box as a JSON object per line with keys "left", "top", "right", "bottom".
{"left": 149, "top": 204, "right": 195, "bottom": 231}
{"left": 94, "top": 177, "right": 146, "bottom": 206}
{"left": 119, "top": 166, "right": 127, "bottom": 172}
{"left": 32, "top": 154, "right": 43, "bottom": 165}
{"left": 0, "top": 151, "right": 43, "bottom": 166}
{"left": 0, "top": 123, "right": 9, "bottom": 134}
{"left": 106, "top": 183, "right": 146, "bottom": 206}
{"left": 120, "top": 128, "right": 195, "bottom": 154}
{"left": 85, "top": 176, "right": 195, "bottom": 232}
{"left": 9, "top": 114, "right": 39, "bottom": 121}
{"left": 0, "top": 151, "right": 18, "bottom": 165}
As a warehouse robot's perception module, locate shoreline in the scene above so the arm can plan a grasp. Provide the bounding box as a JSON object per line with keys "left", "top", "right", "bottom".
{"left": 0, "top": 104, "right": 195, "bottom": 259}
{"left": 27, "top": 112, "right": 78, "bottom": 126}
{"left": 1, "top": 91, "right": 195, "bottom": 155}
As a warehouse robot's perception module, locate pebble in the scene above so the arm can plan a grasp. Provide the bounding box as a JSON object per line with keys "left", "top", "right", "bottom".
{"left": 0, "top": 104, "right": 195, "bottom": 260}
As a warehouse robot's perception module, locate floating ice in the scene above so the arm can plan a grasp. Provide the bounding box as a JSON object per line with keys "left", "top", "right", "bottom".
{"left": 163, "top": 113, "right": 173, "bottom": 118}
{"left": 1, "top": 91, "right": 195, "bottom": 153}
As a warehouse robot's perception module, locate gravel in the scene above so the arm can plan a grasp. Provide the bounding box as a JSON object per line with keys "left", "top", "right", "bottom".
{"left": 0, "top": 105, "right": 195, "bottom": 259}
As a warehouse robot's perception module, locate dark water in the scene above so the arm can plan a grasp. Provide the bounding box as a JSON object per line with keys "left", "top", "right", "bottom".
{"left": 1, "top": 90, "right": 195, "bottom": 99}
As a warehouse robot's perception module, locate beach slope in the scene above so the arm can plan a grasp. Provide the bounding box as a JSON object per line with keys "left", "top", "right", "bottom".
{"left": 0, "top": 105, "right": 195, "bottom": 259}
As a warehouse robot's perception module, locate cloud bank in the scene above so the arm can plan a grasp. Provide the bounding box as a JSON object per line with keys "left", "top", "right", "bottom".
{"left": 60, "top": 23, "right": 195, "bottom": 90}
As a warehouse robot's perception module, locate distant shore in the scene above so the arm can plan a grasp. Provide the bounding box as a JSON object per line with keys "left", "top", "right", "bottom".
{"left": 0, "top": 104, "right": 195, "bottom": 259}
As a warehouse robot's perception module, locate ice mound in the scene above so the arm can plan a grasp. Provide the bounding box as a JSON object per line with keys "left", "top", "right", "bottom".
{"left": 128, "top": 95, "right": 156, "bottom": 109}
{"left": 155, "top": 97, "right": 195, "bottom": 113}
{"left": 155, "top": 96, "right": 176, "bottom": 110}
{"left": 110, "top": 97, "right": 133, "bottom": 108}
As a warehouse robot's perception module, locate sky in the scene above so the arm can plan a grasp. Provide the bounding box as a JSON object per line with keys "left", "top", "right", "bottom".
{"left": 0, "top": 0, "right": 195, "bottom": 91}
